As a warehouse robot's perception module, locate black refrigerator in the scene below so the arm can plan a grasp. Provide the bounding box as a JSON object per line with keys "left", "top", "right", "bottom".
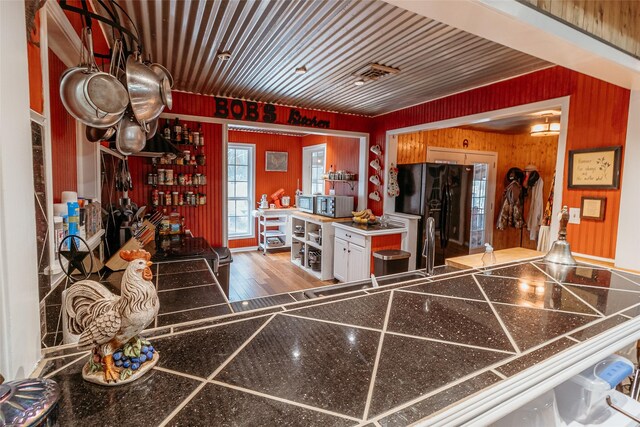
{"left": 395, "top": 163, "right": 473, "bottom": 267}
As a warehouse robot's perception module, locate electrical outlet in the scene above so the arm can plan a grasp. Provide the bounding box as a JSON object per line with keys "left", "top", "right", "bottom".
{"left": 569, "top": 207, "right": 581, "bottom": 224}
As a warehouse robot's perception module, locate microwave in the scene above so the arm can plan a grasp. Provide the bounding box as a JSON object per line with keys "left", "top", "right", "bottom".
{"left": 315, "top": 196, "right": 354, "bottom": 218}
{"left": 296, "top": 195, "right": 316, "bottom": 213}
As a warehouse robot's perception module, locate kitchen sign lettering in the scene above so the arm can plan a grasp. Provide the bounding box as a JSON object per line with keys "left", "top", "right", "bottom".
{"left": 213, "top": 97, "right": 330, "bottom": 129}
{"left": 214, "top": 98, "right": 276, "bottom": 123}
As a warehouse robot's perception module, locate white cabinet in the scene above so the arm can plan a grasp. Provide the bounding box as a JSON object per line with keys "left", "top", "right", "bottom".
{"left": 333, "top": 237, "right": 349, "bottom": 282}
{"left": 348, "top": 242, "right": 368, "bottom": 281}
{"left": 333, "top": 237, "right": 368, "bottom": 282}
{"left": 332, "top": 222, "right": 408, "bottom": 283}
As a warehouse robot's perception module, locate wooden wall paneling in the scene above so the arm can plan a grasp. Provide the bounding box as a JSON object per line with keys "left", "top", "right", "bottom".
{"left": 520, "top": 0, "right": 640, "bottom": 58}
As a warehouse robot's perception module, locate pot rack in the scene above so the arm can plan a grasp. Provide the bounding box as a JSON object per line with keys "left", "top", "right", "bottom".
{"left": 58, "top": 0, "right": 142, "bottom": 60}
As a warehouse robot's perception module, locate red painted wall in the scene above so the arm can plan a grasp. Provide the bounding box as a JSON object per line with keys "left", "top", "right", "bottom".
{"left": 369, "top": 66, "right": 629, "bottom": 259}
{"left": 27, "top": 11, "right": 43, "bottom": 113}
{"left": 125, "top": 92, "right": 371, "bottom": 247}
{"left": 49, "top": 51, "right": 78, "bottom": 201}
{"left": 227, "top": 130, "right": 303, "bottom": 248}
{"left": 301, "top": 134, "right": 361, "bottom": 197}
{"left": 127, "top": 120, "right": 224, "bottom": 246}
{"left": 371, "top": 234, "right": 403, "bottom": 274}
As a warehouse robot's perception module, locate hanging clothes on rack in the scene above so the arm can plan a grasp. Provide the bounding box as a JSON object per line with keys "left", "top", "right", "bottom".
{"left": 497, "top": 167, "right": 525, "bottom": 230}
{"left": 523, "top": 165, "right": 544, "bottom": 241}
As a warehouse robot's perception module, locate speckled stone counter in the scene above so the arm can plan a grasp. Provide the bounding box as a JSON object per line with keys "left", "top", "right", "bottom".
{"left": 33, "top": 259, "right": 640, "bottom": 426}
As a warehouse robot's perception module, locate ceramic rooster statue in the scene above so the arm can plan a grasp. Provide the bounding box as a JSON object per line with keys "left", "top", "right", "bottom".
{"left": 64, "top": 249, "right": 159, "bottom": 385}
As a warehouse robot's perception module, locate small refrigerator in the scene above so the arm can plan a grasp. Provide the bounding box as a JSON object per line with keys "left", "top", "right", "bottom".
{"left": 395, "top": 163, "right": 474, "bottom": 267}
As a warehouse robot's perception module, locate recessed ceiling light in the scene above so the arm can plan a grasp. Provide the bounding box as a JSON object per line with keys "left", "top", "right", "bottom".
{"left": 354, "top": 79, "right": 365, "bottom": 86}
{"left": 217, "top": 50, "right": 232, "bottom": 61}
{"left": 295, "top": 66, "right": 307, "bottom": 75}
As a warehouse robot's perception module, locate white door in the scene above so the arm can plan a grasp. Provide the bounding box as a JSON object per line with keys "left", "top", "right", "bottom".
{"left": 347, "top": 243, "right": 368, "bottom": 282}
{"left": 333, "top": 237, "right": 349, "bottom": 282}
{"left": 427, "top": 147, "right": 497, "bottom": 253}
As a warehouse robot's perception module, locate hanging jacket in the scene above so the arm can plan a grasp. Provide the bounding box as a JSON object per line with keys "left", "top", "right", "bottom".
{"left": 526, "top": 176, "right": 544, "bottom": 240}
{"left": 497, "top": 180, "right": 524, "bottom": 230}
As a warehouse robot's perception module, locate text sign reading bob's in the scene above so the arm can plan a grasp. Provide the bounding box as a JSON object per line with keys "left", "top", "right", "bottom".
{"left": 214, "top": 97, "right": 330, "bottom": 129}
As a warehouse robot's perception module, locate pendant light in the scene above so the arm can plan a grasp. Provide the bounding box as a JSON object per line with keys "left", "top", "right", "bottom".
{"left": 531, "top": 115, "right": 560, "bottom": 137}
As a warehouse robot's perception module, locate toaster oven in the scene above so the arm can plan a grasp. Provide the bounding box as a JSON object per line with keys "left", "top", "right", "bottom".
{"left": 315, "top": 196, "right": 354, "bottom": 218}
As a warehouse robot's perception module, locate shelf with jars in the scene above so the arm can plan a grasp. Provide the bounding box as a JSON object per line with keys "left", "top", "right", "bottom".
{"left": 160, "top": 118, "right": 206, "bottom": 150}
{"left": 151, "top": 189, "right": 206, "bottom": 208}
{"left": 146, "top": 118, "right": 208, "bottom": 212}
{"left": 146, "top": 170, "right": 207, "bottom": 187}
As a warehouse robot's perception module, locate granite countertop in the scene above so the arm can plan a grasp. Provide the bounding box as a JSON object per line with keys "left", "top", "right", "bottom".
{"left": 34, "top": 259, "right": 640, "bottom": 426}
{"left": 333, "top": 221, "right": 407, "bottom": 236}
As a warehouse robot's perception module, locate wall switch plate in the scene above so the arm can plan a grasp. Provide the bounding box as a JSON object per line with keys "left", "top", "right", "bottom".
{"left": 569, "top": 208, "right": 581, "bottom": 224}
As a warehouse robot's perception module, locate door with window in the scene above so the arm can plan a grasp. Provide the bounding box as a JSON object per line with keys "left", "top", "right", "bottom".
{"left": 228, "top": 144, "right": 255, "bottom": 239}
{"left": 302, "top": 144, "right": 326, "bottom": 195}
{"left": 427, "top": 147, "right": 497, "bottom": 253}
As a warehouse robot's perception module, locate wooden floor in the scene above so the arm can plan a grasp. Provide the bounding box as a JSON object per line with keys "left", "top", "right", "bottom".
{"left": 228, "top": 249, "right": 336, "bottom": 301}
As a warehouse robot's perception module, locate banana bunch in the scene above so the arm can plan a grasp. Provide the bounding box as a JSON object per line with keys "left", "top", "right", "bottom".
{"left": 352, "top": 209, "right": 376, "bottom": 224}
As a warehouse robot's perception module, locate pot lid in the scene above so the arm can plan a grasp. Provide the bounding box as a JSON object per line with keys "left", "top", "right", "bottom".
{"left": 0, "top": 378, "right": 60, "bottom": 426}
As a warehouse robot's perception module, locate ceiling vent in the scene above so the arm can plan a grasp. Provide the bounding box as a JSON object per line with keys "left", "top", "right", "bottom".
{"left": 353, "top": 63, "right": 400, "bottom": 83}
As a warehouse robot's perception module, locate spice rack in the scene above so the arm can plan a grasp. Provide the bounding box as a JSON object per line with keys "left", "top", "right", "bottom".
{"left": 145, "top": 119, "right": 207, "bottom": 208}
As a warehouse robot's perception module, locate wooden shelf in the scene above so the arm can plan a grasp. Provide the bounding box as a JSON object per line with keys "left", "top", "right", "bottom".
{"left": 325, "top": 179, "right": 358, "bottom": 191}
{"left": 146, "top": 184, "right": 206, "bottom": 188}
{"left": 154, "top": 163, "right": 205, "bottom": 167}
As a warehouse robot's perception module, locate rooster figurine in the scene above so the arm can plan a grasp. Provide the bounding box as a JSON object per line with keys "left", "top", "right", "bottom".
{"left": 64, "top": 249, "right": 159, "bottom": 385}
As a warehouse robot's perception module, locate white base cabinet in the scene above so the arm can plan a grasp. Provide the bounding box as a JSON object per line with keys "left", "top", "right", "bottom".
{"left": 333, "top": 237, "right": 368, "bottom": 282}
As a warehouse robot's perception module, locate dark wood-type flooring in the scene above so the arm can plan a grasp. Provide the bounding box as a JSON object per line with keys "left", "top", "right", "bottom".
{"left": 229, "top": 250, "right": 335, "bottom": 301}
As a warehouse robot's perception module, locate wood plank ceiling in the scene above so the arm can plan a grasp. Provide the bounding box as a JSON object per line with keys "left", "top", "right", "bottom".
{"left": 518, "top": 0, "right": 640, "bottom": 59}
{"left": 99, "top": 0, "right": 552, "bottom": 116}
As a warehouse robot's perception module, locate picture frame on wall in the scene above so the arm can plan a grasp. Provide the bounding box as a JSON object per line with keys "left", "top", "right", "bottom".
{"left": 581, "top": 197, "right": 606, "bottom": 221}
{"left": 568, "top": 146, "right": 622, "bottom": 189}
{"left": 265, "top": 151, "right": 288, "bottom": 172}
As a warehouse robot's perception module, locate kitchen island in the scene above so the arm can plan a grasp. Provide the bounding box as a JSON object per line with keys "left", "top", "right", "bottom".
{"left": 34, "top": 258, "right": 640, "bottom": 426}
{"left": 332, "top": 221, "right": 408, "bottom": 282}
